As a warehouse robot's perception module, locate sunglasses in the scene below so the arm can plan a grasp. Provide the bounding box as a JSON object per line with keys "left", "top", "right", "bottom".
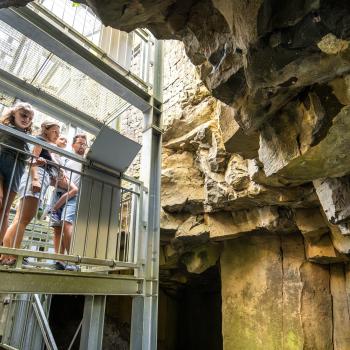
{"left": 19, "top": 112, "right": 33, "bottom": 120}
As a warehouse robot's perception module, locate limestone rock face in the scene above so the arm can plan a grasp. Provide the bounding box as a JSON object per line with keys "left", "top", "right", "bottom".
{"left": 304, "top": 235, "right": 349, "bottom": 264}
{"left": 161, "top": 150, "right": 204, "bottom": 214}
{"left": 79, "top": 2, "right": 350, "bottom": 349}
{"left": 174, "top": 215, "right": 210, "bottom": 249}
{"left": 258, "top": 91, "right": 347, "bottom": 182}
{"left": 83, "top": 1, "right": 350, "bottom": 137}
{"left": 221, "top": 233, "right": 335, "bottom": 350}
{"left": 218, "top": 104, "right": 259, "bottom": 159}
{"left": 295, "top": 208, "right": 329, "bottom": 239}
{"left": 206, "top": 207, "right": 296, "bottom": 241}
{"left": 181, "top": 243, "right": 221, "bottom": 274}
{"left": 330, "top": 264, "right": 350, "bottom": 350}
{"left": 314, "top": 176, "right": 350, "bottom": 225}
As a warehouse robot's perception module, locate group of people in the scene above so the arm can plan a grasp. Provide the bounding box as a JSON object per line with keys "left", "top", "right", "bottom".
{"left": 0, "top": 102, "right": 88, "bottom": 270}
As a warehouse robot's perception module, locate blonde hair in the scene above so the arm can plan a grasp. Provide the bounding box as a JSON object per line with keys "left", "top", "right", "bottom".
{"left": 0, "top": 102, "right": 34, "bottom": 133}
{"left": 40, "top": 121, "right": 60, "bottom": 138}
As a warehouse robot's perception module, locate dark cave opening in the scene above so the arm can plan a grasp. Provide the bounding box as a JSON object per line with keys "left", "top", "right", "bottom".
{"left": 158, "top": 264, "right": 223, "bottom": 350}
{"left": 49, "top": 295, "right": 84, "bottom": 350}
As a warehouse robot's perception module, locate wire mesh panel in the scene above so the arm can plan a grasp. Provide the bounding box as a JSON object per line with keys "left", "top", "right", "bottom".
{"left": 0, "top": 19, "right": 130, "bottom": 124}
{"left": 36, "top": 0, "right": 155, "bottom": 87}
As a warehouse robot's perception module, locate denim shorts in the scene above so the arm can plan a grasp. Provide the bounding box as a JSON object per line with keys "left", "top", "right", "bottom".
{"left": 50, "top": 191, "right": 78, "bottom": 227}
{"left": 0, "top": 152, "right": 26, "bottom": 193}
{"left": 18, "top": 166, "right": 50, "bottom": 203}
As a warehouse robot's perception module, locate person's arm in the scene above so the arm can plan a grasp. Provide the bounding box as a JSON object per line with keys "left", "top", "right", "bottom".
{"left": 52, "top": 182, "right": 78, "bottom": 211}
{"left": 31, "top": 145, "right": 46, "bottom": 193}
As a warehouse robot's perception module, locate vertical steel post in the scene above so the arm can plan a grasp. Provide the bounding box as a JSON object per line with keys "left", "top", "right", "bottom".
{"left": 79, "top": 296, "right": 106, "bottom": 350}
{"left": 130, "top": 39, "right": 163, "bottom": 350}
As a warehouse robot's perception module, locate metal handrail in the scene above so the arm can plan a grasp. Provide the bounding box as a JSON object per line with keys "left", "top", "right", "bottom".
{"left": 0, "top": 124, "right": 145, "bottom": 194}
{"left": 0, "top": 125, "right": 146, "bottom": 272}
{"left": 0, "top": 123, "right": 85, "bottom": 163}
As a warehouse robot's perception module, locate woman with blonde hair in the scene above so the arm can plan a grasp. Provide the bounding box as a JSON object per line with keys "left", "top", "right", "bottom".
{"left": 1, "top": 120, "right": 60, "bottom": 265}
{"left": 0, "top": 102, "right": 34, "bottom": 244}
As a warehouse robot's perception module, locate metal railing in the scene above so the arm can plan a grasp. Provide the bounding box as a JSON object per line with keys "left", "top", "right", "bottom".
{"left": 1, "top": 294, "right": 52, "bottom": 350}
{"left": 0, "top": 124, "right": 146, "bottom": 274}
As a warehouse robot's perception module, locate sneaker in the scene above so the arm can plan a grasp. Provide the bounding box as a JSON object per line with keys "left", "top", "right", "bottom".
{"left": 64, "top": 264, "right": 80, "bottom": 272}
{"left": 54, "top": 261, "right": 66, "bottom": 270}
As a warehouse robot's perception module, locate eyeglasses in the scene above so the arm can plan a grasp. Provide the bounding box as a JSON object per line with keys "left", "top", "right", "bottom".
{"left": 75, "top": 142, "right": 87, "bottom": 147}
{"left": 20, "top": 112, "right": 33, "bottom": 120}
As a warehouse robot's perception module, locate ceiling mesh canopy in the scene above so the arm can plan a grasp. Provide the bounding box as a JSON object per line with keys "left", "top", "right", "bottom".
{"left": 0, "top": 19, "right": 129, "bottom": 123}
{"left": 0, "top": 1, "right": 155, "bottom": 127}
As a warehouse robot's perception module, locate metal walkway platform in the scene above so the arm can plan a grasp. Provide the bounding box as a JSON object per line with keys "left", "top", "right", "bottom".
{"left": 0, "top": 0, "right": 162, "bottom": 348}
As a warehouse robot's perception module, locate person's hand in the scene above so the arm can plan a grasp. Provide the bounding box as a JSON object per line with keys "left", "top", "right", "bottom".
{"left": 50, "top": 177, "right": 57, "bottom": 187}
{"left": 36, "top": 157, "right": 46, "bottom": 166}
{"left": 32, "top": 179, "right": 42, "bottom": 193}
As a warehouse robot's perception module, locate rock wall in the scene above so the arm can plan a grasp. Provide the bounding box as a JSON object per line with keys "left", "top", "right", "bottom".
{"left": 221, "top": 233, "right": 350, "bottom": 350}
{"left": 159, "top": 38, "right": 350, "bottom": 349}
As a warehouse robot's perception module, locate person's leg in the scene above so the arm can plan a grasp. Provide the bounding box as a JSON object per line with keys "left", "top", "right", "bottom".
{"left": 61, "top": 196, "right": 77, "bottom": 254}
{"left": 62, "top": 221, "right": 73, "bottom": 254}
{"left": 53, "top": 226, "right": 65, "bottom": 254}
{"left": 0, "top": 177, "right": 5, "bottom": 246}
{"left": 2, "top": 197, "right": 39, "bottom": 259}
{"left": 1, "top": 159, "right": 26, "bottom": 244}
{"left": 0, "top": 189, "right": 17, "bottom": 244}
{"left": 51, "top": 194, "right": 64, "bottom": 254}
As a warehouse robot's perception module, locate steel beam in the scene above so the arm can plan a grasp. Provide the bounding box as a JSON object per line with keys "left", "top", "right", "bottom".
{"left": 130, "top": 40, "right": 163, "bottom": 350}
{"left": 79, "top": 296, "right": 106, "bottom": 350}
{"left": 32, "top": 294, "right": 58, "bottom": 350}
{"left": 0, "top": 6, "right": 153, "bottom": 112}
{"left": 0, "top": 68, "right": 102, "bottom": 135}
{"left": 0, "top": 268, "right": 142, "bottom": 295}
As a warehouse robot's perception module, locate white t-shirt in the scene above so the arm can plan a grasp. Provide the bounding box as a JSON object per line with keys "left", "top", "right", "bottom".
{"left": 62, "top": 157, "right": 82, "bottom": 189}
{"left": 56, "top": 157, "right": 82, "bottom": 193}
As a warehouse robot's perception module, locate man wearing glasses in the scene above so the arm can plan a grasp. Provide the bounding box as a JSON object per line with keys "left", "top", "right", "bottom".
{"left": 50, "top": 133, "right": 87, "bottom": 270}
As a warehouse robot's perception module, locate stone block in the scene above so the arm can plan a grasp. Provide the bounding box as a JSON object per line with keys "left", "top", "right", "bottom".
{"left": 160, "top": 209, "right": 188, "bottom": 241}
{"left": 206, "top": 207, "right": 280, "bottom": 241}
{"left": 305, "top": 234, "right": 349, "bottom": 264}
{"left": 328, "top": 223, "right": 350, "bottom": 254}
{"left": 294, "top": 208, "right": 329, "bottom": 239}
{"left": 181, "top": 243, "right": 222, "bottom": 274}
{"left": 259, "top": 104, "right": 350, "bottom": 183}
{"left": 224, "top": 154, "right": 250, "bottom": 190}
{"left": 161, "top": 150, "right": 205, "bottom": 214}
{"left": 163, "top": 97, "right": 217, "bottom": 143}
{"left": 314, "top": 176, "right": 350, "bottom": 225}
{"left": 221, "top": 232, "right": 333, "bottom": 350}
{"left": 174, "top": 215, "right": 210, "bottom": 249}
{"left": 330, "top": 264, "right": 350, "bottom": 350}
{"left": 218, "top": 103, "right": 259, "bottom": 159}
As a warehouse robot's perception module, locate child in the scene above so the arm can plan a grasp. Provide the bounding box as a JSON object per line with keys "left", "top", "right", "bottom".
{"left": 43, "top": 135, "right": 78, "bottom": 213}
{"left": 1, "top": 121, "right": 60, "bottom": 265}
{"left": 0, "top": 102, "right": 34, "bottom": 245}
{"left": 38, "top": 135, "right": 70, "bottom": 219}
{"left": 50, "top": 136, "right": 79, "bottom": 255}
